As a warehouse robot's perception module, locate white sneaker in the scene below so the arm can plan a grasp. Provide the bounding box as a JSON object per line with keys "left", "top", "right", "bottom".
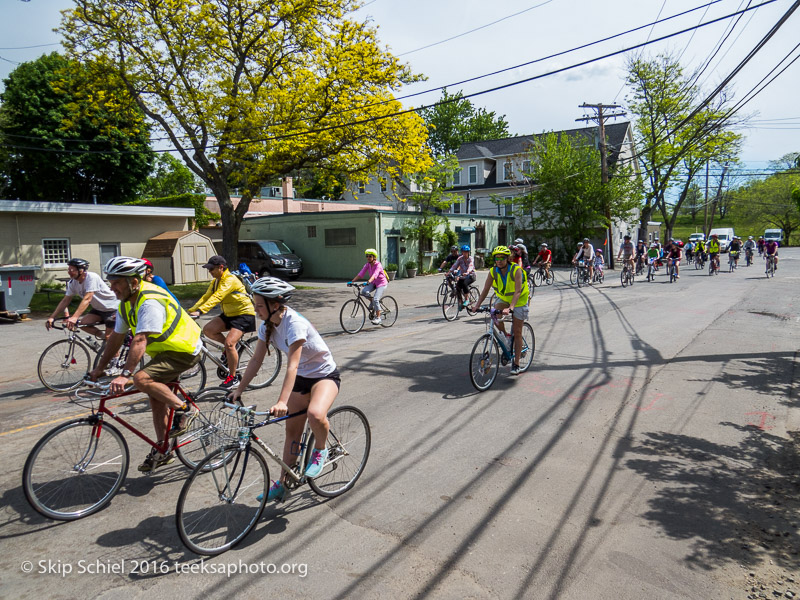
{"left": 371, "top": 317, "right": 381, "bottom": 325}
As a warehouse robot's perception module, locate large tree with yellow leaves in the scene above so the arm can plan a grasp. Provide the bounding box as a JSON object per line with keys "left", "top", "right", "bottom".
{"left": 61, "top": 0, "right": 431, "bottom": 264}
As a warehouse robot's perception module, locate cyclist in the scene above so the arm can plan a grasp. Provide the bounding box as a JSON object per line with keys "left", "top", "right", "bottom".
{"left": 666, "top": 240, "right": 683, "bottom": 278}
{"left": 90, "top": 257, "right": 203, "bottom": 472}
{"left": 470, "top": 245, "right": 530, "bottom": 376}
{"left": 142, "top": 258, "right": 179, "bottom": 302}
{"left": 694, "top": 238, "right": 706, "bottom": 266}
{"left": 646, "top": 243, "right": 660, "bottom": 279}
{"left": 616, "top": 234, "right": 634, "bottom": 272}
{"left": 230, "top": 277, "right": 340, "bottom": 503}
{"left": 350, "top": 248, "right": 388, "bottom": 325}
{"left": 531, "top": 243, "right": 553, "bottom": 280}
{"left": 513, "top": 238, "right": 529, "bottom": 264}
{"left": 635, "top": 239, "right": 647, "bottom": 271}
{"left": 684, "top": 240, "right": 694, "bottom": 262}
{"left": 45, "top": 258, "right": 119, "bottom": 341}
{"left": 743, "top": 236, "right": 756, "bottom": 265}
{"left": 188, "top": 255, "right": 256, "bottom": 389}
{"left": 593, "top": 249, "right": 605, "bottom": 279}
{"left": 438, "top": 246, "right": 459, "bottom": 271}
{"left": 757, "top": 236, "right": 766, "bottom": 256}
{"left": 449, "top": 244, "right": 476, "bottom": 309}
{"left": 765, "top": 237, "right": 780, "bottom": 270}
{"left": 707, "top": 234, "right": 721, "bottom": 271}
{"left": 572, "top": 238, "right": 595, "bottom": 282}
{"left": 728, "top": 236, "right": 742, "bottom": 269}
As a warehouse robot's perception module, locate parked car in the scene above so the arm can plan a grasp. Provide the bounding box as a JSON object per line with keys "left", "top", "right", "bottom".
{"left": 232, "top": 240, "right": 304, "bottom": 280}
{"left": 709, "top": 227, "right": 735, "bottom": 252}
{"left": 688, "top": 233, "right": 705, "bottom": 244}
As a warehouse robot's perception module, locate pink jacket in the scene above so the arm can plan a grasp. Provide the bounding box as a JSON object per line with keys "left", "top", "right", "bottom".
{"left": 357, "top": 261, "right": 388, "bottom": 287}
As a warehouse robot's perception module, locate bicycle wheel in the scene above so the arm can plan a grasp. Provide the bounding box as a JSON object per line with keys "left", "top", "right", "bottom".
{"left": 436, "top": 281, "right": 448, "bottom": 306}
{"left": 532, "top": 270, "right": 543, "bottom": 287}
{"left": 518, "top": 322, "right": 536, "bottom": 373}
{"left": 620, "top": 268, "right": 628, "bottom": 288}
{"left": 464, "top": 286, "right": 481, "bottom": 316}
{"left": 569, "top": 268, "right": 578, "bottom": 284}
{"left": 545, "top": 270, "right": 555, "bottom": 285}
{"left": 178, "top": 358, "right": 207, "bottom": 395}
{"left": 23, "top": 419, "right": 129, "bottom": 520}
{"left": 37, "top": 339, "right": 91, "bottom": 392}
{"left": 307, "top": 406, "right": 371, "bottom": 498}
{"left": 469, "top": 333, "right": 500, "bottom": 392}
{"left": 379, "top": 296, "right": 398, "bottom": 327}
{"left": 176, "top": 445, "right": 268, "bottom": 555}
{"left": 339, "top": 299, "right": 365, "bottom": 334}
{"left": 239, "top": 337, "right": 281, "bottom": 389}
{"left": 442, "top": 291, "right": 459, "bottom": 321}
{"left": 175, "top": 387, "right": 235, "bottom": 470}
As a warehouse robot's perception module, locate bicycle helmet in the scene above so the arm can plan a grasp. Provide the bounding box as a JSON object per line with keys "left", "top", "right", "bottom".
{"left": 67, "top": 258, "right": 89, "bottom": 270}
{"left": 364, "top": 248, "right": 378, "bottom": 258}
{"left": 540, "top": 243, "right": 548, "bottom": 248}
{"left": 583, "top": 238, "right": 590, "bottom": 243}
{"left": 460, "top": 244, "right": 471, "bottom": 252}
{"left": 104, "top": 256, "right": 147, "bottom": 279}
{"left": 250, "top": 277, "right": 295, "bottom": 302}
{"left": 748, "top": 236, "right": 753, "bottom": 240}
{"left": 492, "top": 245, "right": 511, "bottom": 257}
{"left": 450, "top": 245, "right": 458, "bottom": 251}
{"left": 624, "top": 234, "right": 631, "bottom": 240}
{"left": 514, "top": 238, "right": 524, "bottom": 245}
{"left": 141, "top": 258, "right": 154, "bottom": 269}
{"left": 595, "top": 249, "right": 602, "bottom": 254}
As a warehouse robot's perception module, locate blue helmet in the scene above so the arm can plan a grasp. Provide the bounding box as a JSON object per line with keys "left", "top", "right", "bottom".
{"left": 460, "top": 244, "right": 471, "bottom": 252}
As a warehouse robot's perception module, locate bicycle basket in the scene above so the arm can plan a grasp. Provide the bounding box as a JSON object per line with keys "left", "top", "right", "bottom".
{"left": 200, "top": 406, "right": 249, "bottom": 449}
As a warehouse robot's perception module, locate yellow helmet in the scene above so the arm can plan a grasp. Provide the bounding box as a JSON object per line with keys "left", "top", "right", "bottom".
{"left": 364, "top": 248, "right": 378, "bottom": 257}
{"left": 492, "top": 245, "right": 511, "bottom": 257}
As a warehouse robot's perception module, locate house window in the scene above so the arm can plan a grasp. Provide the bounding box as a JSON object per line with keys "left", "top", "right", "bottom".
{"left": 498, "top": 225, "right": 507, "bottom": 247}
{"left": 379, "top": 178, "right": 387, "bottom": 192}
{"left": 307, "top": 226, "right": 317, "bottom": 238}
{"left": 452, "top": 201, "right": 461, "bottom": 214}
{"left": 476, "top": 224, "right": 486, "bottom": 249}
{"left": 468, "top": 166, "right": 477, "bottom": 184}
{"left": 324, "top": 227, "right": 357, "bottom": 247}
{"left": 503, "top": 161, "right": 512, "bottom": 181}
{"left": 422, "top": 237, "right": 433, "bottom": 252}
{"left": 522, "top": 160, "right": 531, "bottom": 175}
{"left": 42, "top": 238, "right": 70, "bottom": 267}
{"left": 468, "top": 196, "right": 478, "bottom": 214}
{"left": 358, "top": 182, "right": 366, "bottom": 194}
{"left": 505, "top": 201, "right": 513, "bottom": 217}
{"left": 453, "top": 169, "right": 461, "bottom": 185}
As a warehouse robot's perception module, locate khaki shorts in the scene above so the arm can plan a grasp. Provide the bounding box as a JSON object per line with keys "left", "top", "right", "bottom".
{"left": 142, "top": 351, "right": 202, "bottom": 384}
{"left": 494, "top": 301, "right": 529, "bottom": 321}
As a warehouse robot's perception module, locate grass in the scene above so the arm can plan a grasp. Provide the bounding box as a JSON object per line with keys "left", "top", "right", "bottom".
{"left": 669, "top": 214, "right": 766, "bottom": 242}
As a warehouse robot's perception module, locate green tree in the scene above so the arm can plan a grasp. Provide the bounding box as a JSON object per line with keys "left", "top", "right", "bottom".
{"left": 0, "top": 52, "right": 154, "bottom": 203}
{"left": 61, "top": 0, "right": 431, "bottom": 266}
{"left": 419, "top": 88, "right": 511, "bottom": 156}
{"left": 732, "top": 165, "right": 800, "bottom": 245}
{"left": 140, "top": 153, "right": 202, "bottom": 199}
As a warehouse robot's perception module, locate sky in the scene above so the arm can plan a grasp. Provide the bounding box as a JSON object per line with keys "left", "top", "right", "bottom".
{"left": 2, "top": 0, "right": 798, "bottom": 176}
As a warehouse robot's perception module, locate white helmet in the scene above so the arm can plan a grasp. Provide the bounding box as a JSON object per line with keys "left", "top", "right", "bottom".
{"left": 104, "top": 256, "right": 147, "bottom": 278}
{"left": 250, "top": 277, "right": 295, "bottom": 302}
{"left": 514, "top": 238, "right": 524, "bottom": 245}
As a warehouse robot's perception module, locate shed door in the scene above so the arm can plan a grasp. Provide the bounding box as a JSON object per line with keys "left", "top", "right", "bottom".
{"left": 386, "top": 237, "right": 399, "bottom": 267}
{"left": 182, "top": 245, "right": 197, "bottom": 283}
{"left": 99, "top": 244, "right": 119, "bottom": 269}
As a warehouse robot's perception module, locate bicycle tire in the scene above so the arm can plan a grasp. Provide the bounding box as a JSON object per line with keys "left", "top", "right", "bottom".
{"left": 379, "top": 296, "right": 398, "bottom": 327}
{"left": 178, "top": 358, "right": 207, "bottom": 396}
{"left": 339, "top": 299, "right": 365, "bottom": 334}
{"left": 175, "top": 387, "right": 236, "bottom": 471}
{"left": 532, "top": 270, "right": 543, "bottom": 287}
{"left": 577, "top": 268, "right": 584, "bottom": 288}
{"left": 464, "top": 286, "right": 480, "bottom": 316}
{"left": 37, "top": 339, "right": 92, "bottom": 392}
{"left": 239, "top": 337, "right": 281, "bottom": 389}
{"left": 517, "top": 322, "right": 536, "bottom": 372}
{"left": 620, "top": 268, "right": 628, "bottom": 288}
{"left": 436, "top": 281, "right": 449, "bottom": 306}
{"left": 176, "top": 445, "right": 269, "bottom": 555}
{"left": 545, "top": 270, "right": 554, "bottom": 285}
{"left": 442, "top": 290, "right": 459, "bottom": 321}
{"left": 469, "top": 333, "right": 500, "bottom": 392}
{"left": 570, "top": 268, "right": 578, "bottom": 285}
{"left": 23, "top": 419, "right": 129, "bottom": 520}
{"left": 307, "top": 406, "right": 371, "bottom": 498}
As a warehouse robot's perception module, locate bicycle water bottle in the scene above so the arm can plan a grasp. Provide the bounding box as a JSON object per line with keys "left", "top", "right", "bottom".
{"left": 238, "top": 426, "right": 249, "bottom": 448}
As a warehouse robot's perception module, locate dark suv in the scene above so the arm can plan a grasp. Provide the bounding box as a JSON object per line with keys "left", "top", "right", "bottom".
{"left": 237, "top": 240, "right": 304, "bottom": 280}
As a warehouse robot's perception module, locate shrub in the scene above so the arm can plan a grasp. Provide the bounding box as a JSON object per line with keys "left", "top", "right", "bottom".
{"left": 405, "top": 260, "right": 417, "bottom": 270}
{"left": 386, "top": 263, "right": 398, "bottom": 271}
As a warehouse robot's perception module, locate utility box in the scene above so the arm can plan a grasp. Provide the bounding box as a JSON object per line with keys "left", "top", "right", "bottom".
{"left": 0, "top": 265, "right": 40, "bottom": 320}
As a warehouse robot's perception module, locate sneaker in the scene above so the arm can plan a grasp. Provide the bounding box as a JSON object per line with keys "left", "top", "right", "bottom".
{"left": 138, "top": 448, "right": 174, "bottom": 472}
{"left": 510, "top": 364, "right": 521, "bottom": 376}
{"left": 305, "top": 448, "right": 329, "bottom": 478}
{"left": 220, "top": 374, "right": 240, "bottom": 389}
{"left": 169, "top": 404, "right": 199, "bottom": 438}
{"left": 370, "top": 317, "right": 381, "bottom": 325}
{"left": 257, "top": 480, "right": 287, "bottom": 503}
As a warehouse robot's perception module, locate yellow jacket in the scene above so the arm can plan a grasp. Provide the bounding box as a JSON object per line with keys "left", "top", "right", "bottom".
{"left": 189, "top": 269, "right": 255, "bottom": 317}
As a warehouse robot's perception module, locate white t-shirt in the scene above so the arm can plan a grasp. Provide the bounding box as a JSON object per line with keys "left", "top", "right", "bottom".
{"left": 66, "top": 271, "right": 119, "bottom": 312}
{"left": 576, "top": 244, "right": 594, "bottom": 261}
{"left": 258, "top": 307, "right": 336, "bottom": 378}
{"left": 115, "top": 299, "right": 202, "bottom": 355}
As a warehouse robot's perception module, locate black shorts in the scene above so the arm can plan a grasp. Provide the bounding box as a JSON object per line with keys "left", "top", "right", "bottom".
{"left": 292, "top": 369, "right": 341, "bottom": 395}
{"left": 89, "top": 307, "right": 117, "bottom": 327}
{"left": 220, "top": 313, "right": 256, "bottom": 333}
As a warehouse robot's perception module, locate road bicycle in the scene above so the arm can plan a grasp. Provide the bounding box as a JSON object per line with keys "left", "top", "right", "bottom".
{"left": 339, "top": 282, "right": 398, "bottom": 333}
{"left": 22, "top": 381, "right": 230, "bottom": 521}
{"left": 694, "top": 252, "right": 706, "bottom": 270}
{"left": 765, "top": 254, "right": 776, "bottom": 278}
{"left": 531, "top": 264, "right": 555, "bottom": 287}
{"left": 38, "top": 318, "right": 141, "bottom": 392}
{"left": 708, "top": 255, "right": 720, "bottom": 276}
{"left": 728, "top": 250, "right": 739, "bottom": 272}
{"left": 469, "top": 307, "right": 535, "bottom": 392}
{"left": 196, "top": 331, "right": 281, "bottom": 389}
{"left": 441, "top": 271, "right": 480, "bottom": 321}
{"left": 176, "top": 401, "right": 371, "bottom": 555}
{"left": 570, "top": 260, "right": 591, "bottom": 288}
{"left": 620, "top": 262, "right": 634, "bottom": 287}
{"left": 745, "top": 248, "right": 754, "bottom": 266}
{"left": 635, "top": 256, "right": 645, "bottom": 276}
{"left": 667, "top": 258, "right": 679, "bottom": 283}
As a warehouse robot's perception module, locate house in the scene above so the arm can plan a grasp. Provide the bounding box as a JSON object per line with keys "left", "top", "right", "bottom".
{"left": 0, "top": 200, "right": 195, "bottom": 285}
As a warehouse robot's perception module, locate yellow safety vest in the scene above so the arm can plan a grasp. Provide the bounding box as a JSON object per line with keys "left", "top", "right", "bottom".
{"left": 121, "top": 281, "right": 201, "bottom": 357}
{"left": 492, "top": 263, "right": 529, "bottom": 307}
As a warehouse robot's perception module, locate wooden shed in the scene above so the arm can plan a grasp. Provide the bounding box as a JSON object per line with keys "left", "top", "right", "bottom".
{"left": 142, "top": 231, "right": 215, "bottom": 285}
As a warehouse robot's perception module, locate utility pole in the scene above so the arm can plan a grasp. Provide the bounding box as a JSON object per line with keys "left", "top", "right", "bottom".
{"left": 577, "top": 103, "right": 626, "bottom": 269}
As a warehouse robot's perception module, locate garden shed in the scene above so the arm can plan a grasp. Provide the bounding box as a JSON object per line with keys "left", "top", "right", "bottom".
{"left": 141, "top": 230, "right": 215, "bottom": 285}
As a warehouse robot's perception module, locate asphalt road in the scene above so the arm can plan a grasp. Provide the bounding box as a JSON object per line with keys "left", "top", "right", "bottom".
{"left": 0, "top": 252, "right": 798, "bottom": 599}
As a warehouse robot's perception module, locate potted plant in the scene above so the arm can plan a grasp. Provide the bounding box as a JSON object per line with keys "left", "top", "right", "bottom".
{"left": 405, "top": 260, "right": 418, "bottom": 278}
{"left": 386, "top": 263, "right": 398, "bottom": 281}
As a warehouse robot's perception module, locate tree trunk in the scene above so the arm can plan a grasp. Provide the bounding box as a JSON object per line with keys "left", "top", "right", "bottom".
{"left": 208, "top": 184, "right": 242, "bottom": 269}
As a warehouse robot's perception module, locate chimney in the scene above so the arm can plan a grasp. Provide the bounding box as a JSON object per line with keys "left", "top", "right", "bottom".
{"left": 282, "top": 177, "right": 293, "bottom": 214}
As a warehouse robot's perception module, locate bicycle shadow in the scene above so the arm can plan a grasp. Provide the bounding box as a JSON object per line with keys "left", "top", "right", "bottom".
{"left": 0, "top": 484, "right": 69, "bottom": 540}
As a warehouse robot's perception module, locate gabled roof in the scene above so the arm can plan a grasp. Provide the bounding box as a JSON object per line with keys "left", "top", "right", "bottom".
{"left": 142, "top": 230, "right": 212, "bottom": 257}
{"left": 456, "top": 121, "right": 632, "bottom": 167}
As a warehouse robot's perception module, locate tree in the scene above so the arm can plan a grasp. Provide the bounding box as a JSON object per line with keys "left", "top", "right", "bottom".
{"left": 625, "top": 53, "right": 745, "bottom": 241}
{"left": 514, "top": 131, "right": 640, "bottom": 260}
{"left": 140, "top": 153, "right": 202, "bottom": 199}
{"left": 419, "top": 89, "right": 511, "bottom": 156}
{"left": 0, "top": 52, "right": 154, "bottom": 203}
{"left": 732, "top": 165, "right": 800, "bottom": 245}
{"left": 403, "top": 155, "right": 462, "bottom": 268}
{"left": 61, "top": 0, "right": 431, "bottom": 266}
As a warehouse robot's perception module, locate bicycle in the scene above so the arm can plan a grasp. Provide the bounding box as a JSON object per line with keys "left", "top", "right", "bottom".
{"left": 635, "top": 256, "right": 645, "bottom": 276}
{"left": 708, "top": 255, "right": 720, "bottom": 276}
{"left": 469, "top": 307, "right": 535, "bottom": 391}
{"left": 339, "top": 282, "right": 398, "bottom": 333}
{"left": 593, "top": 266, "right": 605, "bottom": 284}
{"left": 667, "top": 258, "right": 678, "bottom": 283}
{"left": 728, "top": 251, "right": 739, "bottom": 272}
{"left": 531, "top": 264, "right": 555, "bottom": 287}
{"left": 197, "top": 331, "right": 281, "bottom": 389}
{"left": 22, "top": 380, "right": 230, "bottom": 521}
{"left": 620, "top": 262, "right": 634, "bottom": 287}
{"left": 745, "top": 248, "right": 754, "bottom": 267}
{"left": 38, "top": 318, "right": 141, "bottom": 392}
{"left": 570, "top": 260, "right": 590, "bottom": 288}
{"left": 175, "top": 401, "right": 371, "bottom": 555}
{"left": 442, "top": 271, "right": 480, "bottom": 321}
{"left": 765, "top": 254, "right": 776, "bottom": 278}
{"left": 694, "top": 252, "right": 705, "bottom": 270}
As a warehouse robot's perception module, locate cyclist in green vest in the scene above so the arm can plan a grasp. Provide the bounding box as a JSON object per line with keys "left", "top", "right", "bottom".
{"left": 90, "top": 256, "right": 204, "bottom": 472}
{"left": 470, "top": 245, "right": 530, "bottom": 376}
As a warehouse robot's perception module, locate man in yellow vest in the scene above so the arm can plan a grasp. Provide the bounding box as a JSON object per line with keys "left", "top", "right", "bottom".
{"left": 470, "top": 245, "right": 530, "bottom": 376}
{"left": 90, "top": 256, "right": 203, "bottom": 473}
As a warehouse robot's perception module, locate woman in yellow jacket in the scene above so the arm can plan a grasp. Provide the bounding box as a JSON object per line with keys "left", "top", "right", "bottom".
{"left": 188, "top": 255, "right": 256, "bottom": 388}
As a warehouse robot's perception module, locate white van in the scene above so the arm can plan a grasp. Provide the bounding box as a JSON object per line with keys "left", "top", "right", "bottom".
{"left": 764, "top": 229, "right": 784, "bottom": 243}
{"left": 709, "top": 228, "right": 735, "bottom": 252}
